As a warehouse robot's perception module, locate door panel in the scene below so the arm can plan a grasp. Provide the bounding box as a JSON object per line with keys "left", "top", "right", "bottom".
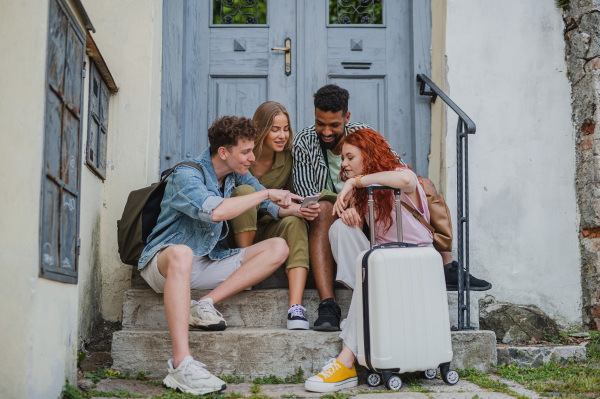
{"left": 210, "top": 78, "right": 268, "bottom": 123}
{"left": 330, "top": 77, "right": 385, "bottom": 133}
{"left": 209, "top": 29, "right": 269, "bottom": 74}
{"left": 160, "top": 0, "right": 431, "bottom": 175}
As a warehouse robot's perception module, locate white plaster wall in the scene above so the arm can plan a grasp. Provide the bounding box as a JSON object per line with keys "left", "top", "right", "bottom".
{"left": 77, "top": 56, "right": 105, "bottom": 342}
{"left": 0, "top": 1, "right": 78, "bottom": 397}
{"left": 445, "top": 1, "right": 581, "bottom": 327}
{"left": 80, "top": 0, "right": 163, "bottom": 322}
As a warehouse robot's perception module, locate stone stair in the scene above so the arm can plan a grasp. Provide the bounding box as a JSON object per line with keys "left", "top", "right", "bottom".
{"left": 112, "top": 282, "right": 496, "bottom": 378}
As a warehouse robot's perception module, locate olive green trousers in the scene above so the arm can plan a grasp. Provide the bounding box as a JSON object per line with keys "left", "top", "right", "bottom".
{"left": 229, "top": 185, "right": 309, "bottom": 272}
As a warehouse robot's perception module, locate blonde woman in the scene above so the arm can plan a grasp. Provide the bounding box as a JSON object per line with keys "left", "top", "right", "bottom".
{"left": 230, "top": 101, "right": 320, "bottom": 329}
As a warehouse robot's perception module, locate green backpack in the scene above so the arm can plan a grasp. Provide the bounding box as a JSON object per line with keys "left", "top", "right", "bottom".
{"left": 117, "top": 162, "right": 204, "bottom": 266}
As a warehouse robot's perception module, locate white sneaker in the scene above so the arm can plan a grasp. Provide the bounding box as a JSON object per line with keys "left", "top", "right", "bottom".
{"left": 190, "top": 298, "right": 227, "bottom": 331}
{"left": 163, "top": 356, "right": 226, "bottom": 395}
{"left": 287, "top": 304, "right": 310, "bottom": 330}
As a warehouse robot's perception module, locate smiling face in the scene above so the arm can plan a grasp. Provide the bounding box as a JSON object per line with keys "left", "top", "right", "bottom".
{"left": 223, "top": 138, "right": 256, "bottom": 175}
{"left": 263, "top": 113, "right": 290, "bottom": 153}
{"left": 340, "top": 142, "right": 364, "bottom": 178}
{"left": 315, "top": 108, "right": 351, "bottom": 150}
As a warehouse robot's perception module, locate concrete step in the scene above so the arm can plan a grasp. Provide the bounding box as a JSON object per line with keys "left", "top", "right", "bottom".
{"left": 121, "top": 288, "right": 481, "bottom": 330}
{"left": 111, "top": 328, "right": 496, "bottom": 379}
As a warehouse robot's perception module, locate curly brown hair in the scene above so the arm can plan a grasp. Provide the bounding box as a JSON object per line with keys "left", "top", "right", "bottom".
{"left": 208, "top": 116, "right": 258, "bottom": 156}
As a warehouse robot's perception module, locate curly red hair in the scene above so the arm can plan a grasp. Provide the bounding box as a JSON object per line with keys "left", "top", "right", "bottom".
{"left": 339, "top": 128, "right": 409, "bottom": 234}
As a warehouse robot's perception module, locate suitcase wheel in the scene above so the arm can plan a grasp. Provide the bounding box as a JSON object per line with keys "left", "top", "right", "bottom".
{"left": 440, "top": 364, "right": 460, "bottom": 385}
{"left": 442, "top": 369, "right": 459, "bottom": 385}
{"left": 385, "top": 375, "right": 402, "bottom": 391}
{"left": 366, "top": 372, "right": 382, "bottom": 387}
{"left": 423, "top": 369, "right": 437, "bottom": 379}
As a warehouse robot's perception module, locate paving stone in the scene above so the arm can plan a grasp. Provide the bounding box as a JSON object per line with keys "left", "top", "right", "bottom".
{"left": 496, "top": 345, "right": 587, "bottom": 367}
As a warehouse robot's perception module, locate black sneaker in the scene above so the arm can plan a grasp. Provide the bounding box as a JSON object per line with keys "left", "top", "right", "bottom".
{"left": 444, "top": 261, "right": 492, "bottom": 291}
{"left": 313, "top": 298, "right": 341, "bottom": 331}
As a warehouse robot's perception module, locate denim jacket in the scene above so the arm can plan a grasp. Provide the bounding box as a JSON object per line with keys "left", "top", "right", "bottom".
{"left": 138, "top": 149, "right": 280, "bottom": 270}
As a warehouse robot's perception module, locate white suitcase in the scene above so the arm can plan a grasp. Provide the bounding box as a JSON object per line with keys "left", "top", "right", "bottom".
{"left": 355, "top": 186, "right": 458, "bottom": 390}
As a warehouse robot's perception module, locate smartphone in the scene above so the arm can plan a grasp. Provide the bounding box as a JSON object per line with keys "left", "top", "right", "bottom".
{"left": 300, "top": 195, "right": 321, "bottom": 208}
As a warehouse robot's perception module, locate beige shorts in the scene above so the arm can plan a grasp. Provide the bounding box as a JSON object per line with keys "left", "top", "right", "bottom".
{"left": 140, "top": 247, "right": 246, "bottom": 294}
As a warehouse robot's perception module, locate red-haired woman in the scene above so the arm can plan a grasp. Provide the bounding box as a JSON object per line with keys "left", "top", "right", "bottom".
{"left": 305, "top": 128, "right": 434, "bottom": 393}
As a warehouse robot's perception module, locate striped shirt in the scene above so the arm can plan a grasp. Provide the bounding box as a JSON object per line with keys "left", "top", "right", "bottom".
{"left": 292, "top": 122, "right": 371, "bottom": 197}
{"left": 292, "top": 122, "right": 405, "bottom": 197}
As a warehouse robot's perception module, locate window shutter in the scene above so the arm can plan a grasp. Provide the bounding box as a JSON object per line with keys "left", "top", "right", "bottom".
{"left": 40, "top": 0, "right": 85, "bottom": 283}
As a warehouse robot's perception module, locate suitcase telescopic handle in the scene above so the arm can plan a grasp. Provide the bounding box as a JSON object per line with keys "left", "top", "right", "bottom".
{"left": 366, "top": 185, "right": 403, "bottom": 249}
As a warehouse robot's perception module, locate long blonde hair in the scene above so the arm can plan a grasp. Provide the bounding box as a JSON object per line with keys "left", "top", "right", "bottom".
{"left": 251, "top": 101, "right": 293, "bottom": 158}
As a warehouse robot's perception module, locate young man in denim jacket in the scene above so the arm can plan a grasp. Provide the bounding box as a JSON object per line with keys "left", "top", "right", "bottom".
{"left": 137, "top": 116, "right": 312, "bottom": 395}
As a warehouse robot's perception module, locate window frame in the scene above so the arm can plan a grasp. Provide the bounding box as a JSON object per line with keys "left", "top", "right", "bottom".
{"left": 85, "top": 60, "right": 110, "bottom": 180}
{"left": 209, "top": 0, "right": 269, "bottom": 27}
{"left": 326, "top": 0, "right": 386, "bottom": 28}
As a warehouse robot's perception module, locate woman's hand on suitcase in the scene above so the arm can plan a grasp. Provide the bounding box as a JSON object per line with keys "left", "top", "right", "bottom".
{"left": 339, "top": 207, "right": 362, "bottom": 228}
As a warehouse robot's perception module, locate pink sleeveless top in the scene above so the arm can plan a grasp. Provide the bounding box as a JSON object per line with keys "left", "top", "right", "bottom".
{"left": 365, "top": 169, "right": 433, "bottom": 246}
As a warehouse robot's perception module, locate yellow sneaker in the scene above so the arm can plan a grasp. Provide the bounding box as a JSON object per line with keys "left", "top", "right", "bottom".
{"left": 305, "top": 358, "right": 358, "bottom": 392}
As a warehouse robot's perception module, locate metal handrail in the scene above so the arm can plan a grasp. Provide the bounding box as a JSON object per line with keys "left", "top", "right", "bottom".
{"left": 417, "top": 73, "right": 476, "bottom": 331}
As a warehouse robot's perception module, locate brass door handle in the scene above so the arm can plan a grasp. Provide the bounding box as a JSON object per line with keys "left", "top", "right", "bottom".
{"left": 271, "top": 38, "right": 291, "bottom": 76}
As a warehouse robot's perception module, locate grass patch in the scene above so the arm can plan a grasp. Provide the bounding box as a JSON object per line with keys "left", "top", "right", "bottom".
{"left": 283, "top": 367, "right": 305, "bottom": 384}
{"left": 83, "top": 368, "right": 154, "bottom": 385}
{"left": 321, "top": 393, "right": 354, "bottom": 399}
{"left": 61, "top": 379, "right": 145, "bottom": 399}
{"left": 459, "top": 368, "right": 529, "bottom": 399}
{"left": 249, "top": 384, "right": 262, "bottom": 393}
{"left": 152, "top": 391, "right": 226, "bottom": 399}
{"left": 495, "top": 360, "right": 600, "bottom": 398}
{"left": 220, "top": 371, "right": 246, "bottom": 384}
{"left": 588, "top": 331, "right": 600, "bottom": 361}
{"left": 225, "top": 393, "right": 245, "bottom": 398}
{"left": 252, "top": 375, "right": 283, "bottom": 384}
{"left": 401, "top": 373, "right": 434, "bottom": 393}
{"left": 250, "top": 368, "right": 305, "bottom": 385}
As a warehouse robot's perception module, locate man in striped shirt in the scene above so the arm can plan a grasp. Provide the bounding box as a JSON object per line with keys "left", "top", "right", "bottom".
{"left": 292, "top": 85, "right": 371, "bottom": 331}
{"left": 292, "top": 85, "right": 491, "bottom": 332}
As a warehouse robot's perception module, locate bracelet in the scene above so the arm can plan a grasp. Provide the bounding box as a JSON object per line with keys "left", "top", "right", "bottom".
{"left": 354, "top": 175, "right": 363, "bottom": 188}
{"left": 266, "top": 189, "right": 270, "bottom": 200}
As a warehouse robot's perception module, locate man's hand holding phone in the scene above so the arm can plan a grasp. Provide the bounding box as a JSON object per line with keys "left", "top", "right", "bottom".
{"left": 297, "top": 194, "right": 321, "bottom": 221}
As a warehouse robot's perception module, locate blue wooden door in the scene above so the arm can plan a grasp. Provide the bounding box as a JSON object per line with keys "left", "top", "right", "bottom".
{"left": 161, "top": 0, "right": 431, "bottom": 176}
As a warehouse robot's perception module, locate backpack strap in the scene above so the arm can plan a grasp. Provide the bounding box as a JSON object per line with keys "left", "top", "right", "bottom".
{"left": 400, "top": 201, "right": 435, "bottom": 233}
{"left": 161, "top": 161, "right": 205, "bottom": 183}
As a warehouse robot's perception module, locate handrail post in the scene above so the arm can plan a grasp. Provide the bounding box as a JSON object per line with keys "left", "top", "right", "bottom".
{"left": 416, "top": 74, "right": 476, "bottom": 331}
{"left": 457, "top": 118, "right": 474, "bottom": 330}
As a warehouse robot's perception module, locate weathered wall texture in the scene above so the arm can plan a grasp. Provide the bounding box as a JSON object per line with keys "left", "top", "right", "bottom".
{"left": 563, "top": 0, "right": 600, "bottom": 330}
{"left": 0, "top": 1, "right": 162, "bottom": 396}
{"left": 0, "top": 1, "right": 79, "bottom": 397}
{"left": 80, "top": 0, "right": 163, "bottom": 323}
{"left": 445, "top": 1, "right": 582, "bottom": 327}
